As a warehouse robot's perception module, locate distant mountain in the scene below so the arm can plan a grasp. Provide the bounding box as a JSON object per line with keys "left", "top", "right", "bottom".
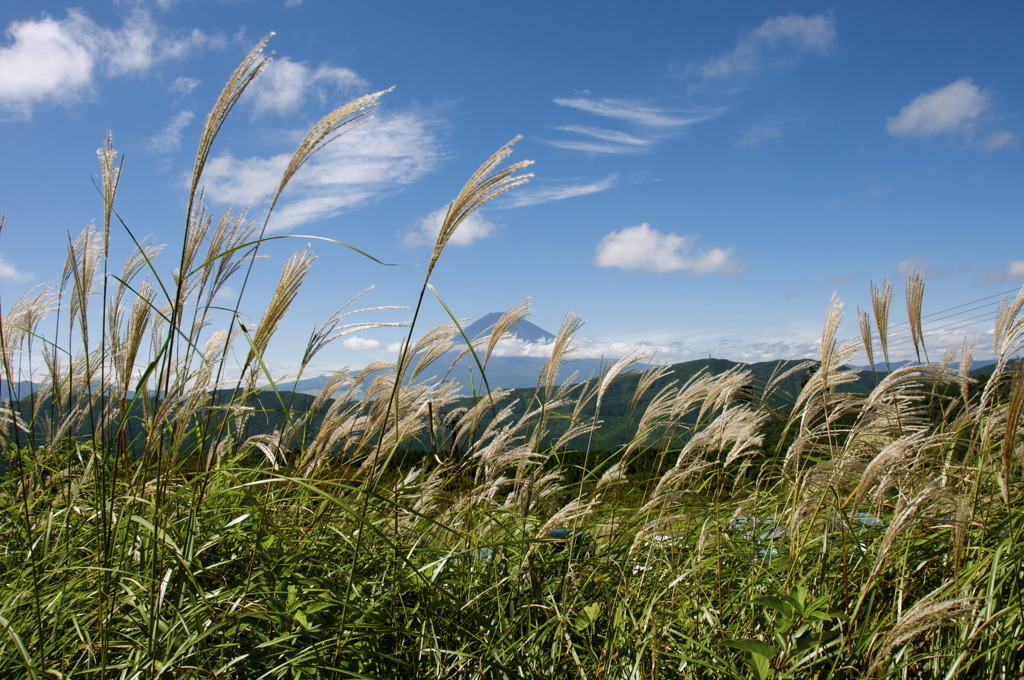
{"left": 459, "top": 312, "right": 556, "bottom": 343}
{"left": 287, "top": 314, "right": 576, "bottom": 396}
{"left": 0, "top": 380, "right": 40, "bottom": 400}
{"left": 851, "top": 359, "right": 997, "bottom": 372}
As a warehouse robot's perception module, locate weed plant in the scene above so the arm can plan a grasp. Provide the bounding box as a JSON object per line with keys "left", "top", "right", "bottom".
{"left": 2, "top": 38, "right": 1024, "bottom": 679}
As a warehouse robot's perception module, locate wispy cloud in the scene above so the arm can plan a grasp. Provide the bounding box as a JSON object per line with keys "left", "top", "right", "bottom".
{"left": 554, "top": 126, "right": 652, "bottom": 146}
{"left": 978, "top": 131, "right": 1018, "bottom": 151}
{"left": 0, "top": 8, "right": 220, "bottom": 119}
{"left": 737, "top": 121, "right": 786, "bottom": 147}
{"left": 404, "top": 207, "right": 497, "bottom": 247}
{"left": 543, "top": 125, "right": 655, "bottom": 154}
{"left": 548, "top": 97, "right": 727, "bottom": 154}
{"left": 975, "top": 260, "right": 1024, "bottom": 284}
{"left": 503, "top": 175, "right": 617, "bottom": 208}
{"left": 594, "top": 222, "right": 743, "bottom": 275}
{"left": 202, "top": 111, "right": 445, "bottom": 232}
{"left": 102, "top": 9, "right": 213, "bottom": 75}
{"left": 246, "top": 57, "right": 367, "bottom": 117}
{"left": 0, "top": 254, "right": 30, "bottom": 283}
{"left": 170, "top": 75, "right": 199, "bottom": 95}
{"left": 887, "top": 78, "right": 1017, "bottom": 150}
{"left": 554, "top": 97, "right": 724, "bottom": 128}
{"left": 144, "top": 109, "right": 194, "bottom": 153}
{"left": 542, "top": 139, "right": 648, "bottom": 155}
{"left": 115, "top": 0, "right": 181, "bottom": 9}
{"left": 826, "top": 273, "right": 856, "bottom": 285}
{"left": 690, "top": 13, "right": 837, "bottom": 81}
{"left": 896, "top": 258, "right": 969, "bottom": 282}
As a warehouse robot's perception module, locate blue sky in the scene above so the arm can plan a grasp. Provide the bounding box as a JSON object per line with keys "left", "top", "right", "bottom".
{"left": 1, "top": 1, "right": 1022, "bottom": 380}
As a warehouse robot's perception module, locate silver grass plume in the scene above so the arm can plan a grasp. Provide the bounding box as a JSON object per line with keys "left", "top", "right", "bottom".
{"left": 426, "top": 138, "right": 533, "bottom": 280}
{"left": 998, "top": 364, "right": 1024, "bottom": 504}
{"left": 1, "top": 287, "right": 55, "bottom": 370}
{"left": 871, "top": 276, "right": 894, "bottom": 371}
{"left": 982, "top": 284, "right": 1024, "bottom": 411}
{"left": 859, "top": 305, "right": 875, "bottom": 373}
{"left": 866, "top": 588, "right": 977, "bottom": 678}
{"left": 450, "top": 299, "right": 533, "bottom": 372}
{"left": 97, "top": 132, "right": 121, "bottom": 259}
{"left": 630, "top": 363, "right": 673, "bottom": 418}
{"left": 535, "top": 498, "right": 599, "bottom": 546}
{"left": 65, "top": 225, "right": 102, "bottom": 350}
{"left": 188, "top": 35, "right": 272, "bottom": 217}
{"left": 268, "top": 88, "right": 393, "bottom": 220}
{"left": 198, "top": 204, "right": 256, "bottom": 301}
{"left": 862, "top": 478, "right": 948, "bottom": 595}
{"left": 595, "top": 460, "right": 629, "bottom": 491}
{"left": 298, "top": 286, "right": 405, "bottom": 370}
{"left": 905, "top": 269, "right": 928, "bottom": 363}
{"left": 595, "top": 347, "right": 646, "bottom": 417}
{"left": 958, "top": 340, "right": 974, "bottom": 405}
{"left": 993, "top": 284, "right": 1024, "bottom": 362}
{"left": 846, "top": 430, "right": 934, "bottom": 510}
{"left": 243, "top": 246, "right": 315, "bottom": 386}
{"left": 483, "top": 300, "right": 533, "bottom": 368}
{"left": 538, "top": 311, "right": 584, "bottom": 392}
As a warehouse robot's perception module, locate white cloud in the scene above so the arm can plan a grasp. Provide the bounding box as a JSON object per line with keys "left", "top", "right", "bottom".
{"left": 115, "top": 0, "right": 181, "bottom": 8}
{"left": 896, "top": 258, "right": 932, "bottom": 279}
{"left": 553, "top": 97, "right": 724, "bottom": 128}
{"left": 896, "top": 258, "right": 969, "bottom": 282}
{"left": 202, "top": 110, "right": 444, "bottom": 231}
{"left": 170, "top": 75, "right": 199, "bottom": 95}
{"left": 543, "top": 139, "right": 649, "bottom": 155}
{"left": 978, "top": 130, "right": 1018, "bottom": 151}
{"left": 504, "top": 175, "right": 617, "bottom": 208}
{"left": 549, "top": 98, "right": 727, "bottom": 154}
{"left": 404, "top": 207, "right": 497, "bottom": 247}
{"left": 0, "top": 9, "right": 219, "bottom": 119}
{"left": 247, "top": 57, "right": 367, "bottom": 117}
{"left": 91, "top": 9, "right": 218, "bottom": 76}
{"left": 202, "top": 152, "right": 291, "bottom": 206}
{"left": 144, "top": 109, "right": 194, "bottom": 153}
{"left": 975, "top": 260, "right": 1024, "bottom": 284}
{"left": 0, "top": 254, "right": 30, "bottom": 283}
{"left": 342, "top": 336, "right": 381, "bottom": 351}
{"left": 544, "top": 126, "right": 654, "bottom": 155}
{"left": 475, "top": 332, "right": 821, "bottom": 365}
{"left": 737, "top": 122, "right": 784, "bottom": 147}
{"left": 554, "top": 126, "right": 653, "bottom": 146}
{"left": 213, "top": 285, "right": 238, "bottom": 302}
{"left": 692, "top": 13, "right": 837, "bottom": 81}
{"left": 887, "top": 78, "right": 989, "bottom": 138}
{"left": 0, "top": 11, "right": 96, "bottom": 118}
{"left": 594, "top": 223, "right": 743, "bottom": 275}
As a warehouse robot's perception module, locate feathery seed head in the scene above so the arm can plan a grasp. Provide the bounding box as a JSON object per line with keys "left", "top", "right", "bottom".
{"left": 427, "top": 137, "right": 533, "bottom": 280}
{"left": 905, "top": 269, "right": 927, "bottom": 362}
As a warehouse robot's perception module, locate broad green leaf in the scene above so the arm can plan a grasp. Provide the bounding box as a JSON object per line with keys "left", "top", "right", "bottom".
{"left": 721, "top": 638, "right": 778, "bottom": 659}
{"left": 575, "top": 602, "right": 602, "bottom": 631}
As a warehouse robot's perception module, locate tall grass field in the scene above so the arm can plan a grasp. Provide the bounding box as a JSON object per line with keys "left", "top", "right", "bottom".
{"left": 2, "top": 37, "right": 1023, "bottom": 679}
